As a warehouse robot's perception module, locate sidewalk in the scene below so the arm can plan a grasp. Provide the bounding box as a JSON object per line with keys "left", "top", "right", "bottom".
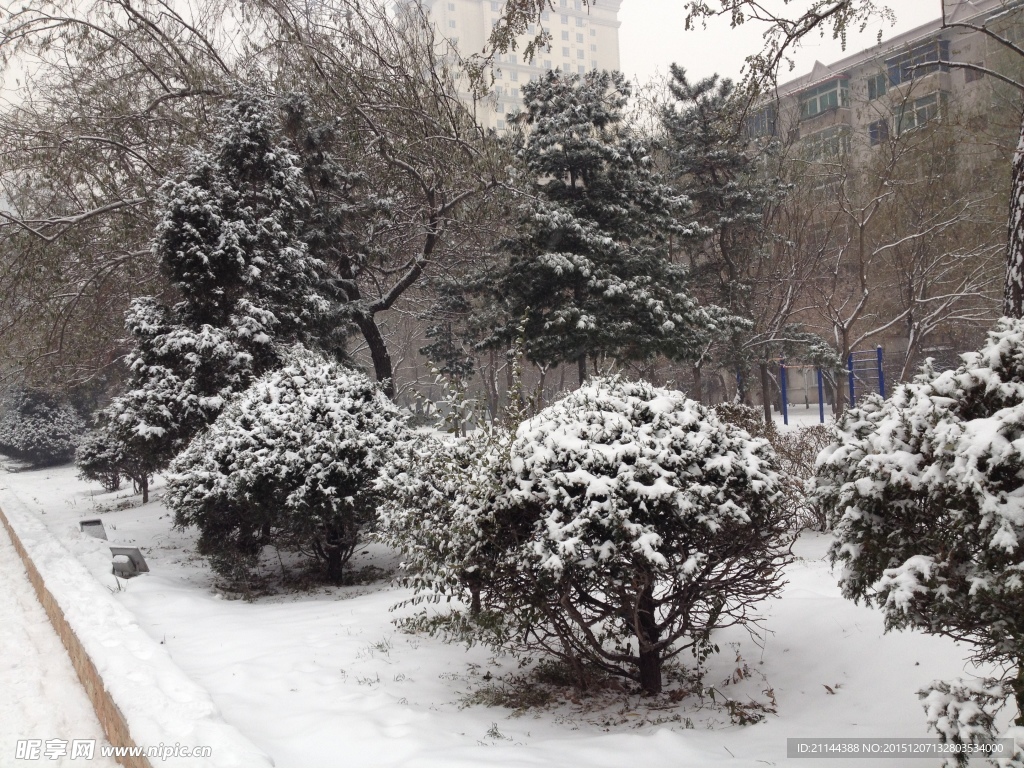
{"left": 0, "top": 519, "right": 119, "bottom": 767}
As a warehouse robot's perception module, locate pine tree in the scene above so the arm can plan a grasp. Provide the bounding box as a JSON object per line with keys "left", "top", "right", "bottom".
{"left": 661, "top": 66, "right": 811, "bottom": 408}
{"left": 78, "top": 89, "right": 326, "bottom": 500}
{"left": 479, "top": 70, "right": 724, "bottom": 385}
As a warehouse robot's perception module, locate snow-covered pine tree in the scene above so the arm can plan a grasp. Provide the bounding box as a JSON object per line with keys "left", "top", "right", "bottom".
{"left": 816, "top": 319, "right": 1024, "bottom": 759}
{"left": 78, "top": 88, "right": 326, "bottom": 500}
{"left": 167, "top": 352, "right": 408, "bottom": 584}
{"left": 479, "top": 70, "right": 724, "bottom": 385}
{"left": 661, "top": 67, "right": 813, "bottom": 408}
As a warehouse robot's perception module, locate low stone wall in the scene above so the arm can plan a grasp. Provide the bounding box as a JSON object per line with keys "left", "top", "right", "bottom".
{"left": 0, "top": 482, "right": 275, "bottom": 768}
{"left": 0, "top": 504, "right": 150, "bottom": 768}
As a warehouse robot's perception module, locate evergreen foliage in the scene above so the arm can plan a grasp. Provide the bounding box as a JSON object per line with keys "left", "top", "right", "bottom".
{"left": 477, "top": 70, "right": 725, "bottom": 380}
{"left": 77, "top": 88, "right": 327, "bottom": 500}
{"left": 816, "top": 318, "right": 1024, "bottom": 752}
{"left": 382, "top": 377, "right": 790, "bottom": 694}
{"left": 0, "top": 389, "right": 84, "bottom": 467}
{"left": 660, "top": 67, "right": 820, "bottom": 394}
{"left": 167, "top": 351, "right": 408, "bottom": 585}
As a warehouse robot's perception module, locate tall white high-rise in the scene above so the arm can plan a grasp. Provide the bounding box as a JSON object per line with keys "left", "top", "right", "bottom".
{"left": 409, "top": 0, "right": 622, "bottom": 130}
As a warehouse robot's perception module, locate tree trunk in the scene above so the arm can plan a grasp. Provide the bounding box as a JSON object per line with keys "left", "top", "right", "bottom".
{"left": 635, "top": 582, "right": 662, "bottom": 694}
{"left": 577, "top": 354, "right": 587, "bottom": 387}
{"left": 692, "top": 364, "right": 703, "bottom": 403}
{"left": 325, "top": 546, "right": 344, "bottom": 585}
{"left": 1015, "top": 663, "right": 1024, "bottom": 727}
{"left": 759, "top": 361, "right": 773, "bottom": 426}
{"left": 1005, "top": 118, "right": 1024, "bottom": 320}
{"left": 140, "top": 474, "right": 149, "bottom": 505}
{"left": 355, "top": 314, "right": 395, "bottom": 399}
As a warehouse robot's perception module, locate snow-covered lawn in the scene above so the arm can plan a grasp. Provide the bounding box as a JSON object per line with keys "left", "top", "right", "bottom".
{"left": 1, "top": 460, "right": 1005, "bottom": 768}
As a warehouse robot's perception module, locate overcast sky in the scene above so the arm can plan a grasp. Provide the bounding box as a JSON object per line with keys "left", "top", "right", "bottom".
{"left": 618, "top": 1, "right": 947, "bottom": 87}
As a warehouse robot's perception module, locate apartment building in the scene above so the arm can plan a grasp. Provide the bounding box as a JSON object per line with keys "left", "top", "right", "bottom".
{"left": 749, "top": 0, "right": 1022, "bottom": 161}
{"left": 736, "top": 1, "right": 1024, "bottom": 410}
{"left": 406, "top": 0, "right": 622, "bottom": 130}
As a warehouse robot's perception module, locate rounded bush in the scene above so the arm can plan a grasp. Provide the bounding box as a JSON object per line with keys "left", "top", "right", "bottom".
{"left": 0, "top": 389, "right": 84, "bottom": 467}
{"left": 385, "top": 377, "right": 790, "bottom": 694}
{"left": 167, "top": 353, "right": 408, "bottom": 584}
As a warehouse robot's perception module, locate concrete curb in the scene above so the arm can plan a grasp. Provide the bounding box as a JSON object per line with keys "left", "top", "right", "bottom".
{"left": 0, "top": 480, "right": 275, "bottom": 768}
{"left": 0, "top": 502, "right": 151, "bottom": 768}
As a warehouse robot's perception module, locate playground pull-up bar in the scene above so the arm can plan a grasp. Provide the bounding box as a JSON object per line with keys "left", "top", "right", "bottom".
{"left": 779, "top": 361, "right": 826, "bottom": 425}
{"left": 779, "top": 346, "right": 885, "bottom": 426}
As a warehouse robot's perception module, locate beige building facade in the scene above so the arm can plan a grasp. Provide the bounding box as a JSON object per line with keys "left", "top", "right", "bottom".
{"left": 753, "top": 0, "right": 1022, "bottom": 162}
{"left": 408, "top": 0, "right": 622, "bottom": 130}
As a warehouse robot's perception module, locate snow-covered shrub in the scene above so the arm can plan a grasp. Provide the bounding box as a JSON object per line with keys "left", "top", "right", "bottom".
{"left": 919, "top": 678, "right": 1015, "bottom": 768}
{"left": 772, "top": 425, "right": 834, "bottom": 531}
{"left": 387, "top": 377, "right": 789, "bottom": 694}
{"left": 167, "top": 354, "right": 407, "bottom": 584}
{"left": 377, "top": 421, "right": 514, "bottom": 616}
{"left": 0, "top": 389, "right": 84, "bottom": 466}
{"left": 712, "top": 402, "right": 777, "bottom": 441}
{"left": 76, "top": 430, "right": 123, "bottom": 492}
{"left": 816, "top": 318, "right": 1024, "bottom": 731}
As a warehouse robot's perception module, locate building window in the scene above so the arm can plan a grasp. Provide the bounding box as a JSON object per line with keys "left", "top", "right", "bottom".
{"left": 590, "top": 28, "right": 596, "bottom": 36}
{"left": 448, "top": 20, "right": 456, "bottom": 28}
{"left": 510, "top": 70, "right": 518, "bottom": 81}
{"left": 497, "top": 119, "right": 505, "bottom": 129}
{"left": 561, "top": 13, "right": 569, "bottom": 24}
{"left": 886, "top": 39, "right": 950, "bottom": 86}
{"left": 511, "top": 54, "right": 517, "bottom": 64}
{"left": 576, "top": 32, "right": 584, "bottom": 42}
{"left": 447, "top": 2, "right": 454, "bottom": 9}
{"left": 868, "top": 118, "right": 889, "bottom": 146}
{"left": 867, "top": 73, "right": 887, "bottom": 100}
{"left": 798, "top": 77, "right": 849, "bottom": 119}
{"left": 576, "top": 17, "right": 585, "bottom": 26}
{"left": 965, "top": 63, "right": 985, "bottom": 83}
{"left": 896, "top": 93, "right": 943, "bottom": 134}
{"left": 528, "top": 23, "right": 535, "bottom": 34}
{"left": 491, "top": 1, "right": 500, "bottom": 10}
{"left": 495, "top": 69, "right": 503, "bottom": 79}
{"left": 801, "top": 126, "right": 851, "bottom": 161}
{"left": 511, "top": 87, "right": 519, "bottom": 98}
{"left": 577, "top": 49, "right": 584, "bottom": 59}
{"left": 590, "top": 43, "right": 597, "bottom": 51}
{"left": 561, "top": 30, "right": 569, "bottom": 40}
{"left": 543, "top": 59, "right": 552, "bottom": 69}
{"left": 745, "top": 105, "right": 777, "bottom": 139}
{"left": 574, "top": 0, "right": 581, "bottom": 9}
{"left": 563, "top": 46, "right": 570, "bottom": 57}
{"left": 592, "top": 60, "right": 598, "bottom": 69}
{"left": 578, "top": 64, "right": 586, "bottom": 74}
{"left": 541, "top": 11, "right": 549, "bottom": 21}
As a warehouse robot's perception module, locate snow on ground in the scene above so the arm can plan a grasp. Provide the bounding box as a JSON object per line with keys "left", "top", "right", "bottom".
{"left": 1, "top": 458, "right": 1008, "bottom": 768}
{"left": 0, "top": 509, "right": 120, "bottom": 767}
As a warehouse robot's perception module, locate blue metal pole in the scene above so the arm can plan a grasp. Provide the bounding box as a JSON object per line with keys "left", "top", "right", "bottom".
{"left": 847, "top": 352, "right": 855, "bottom": 406}
{"left": 781, "top": 360, "right": 788, "bottom": 425}
{"left": 877, "top": 346, "right": 886, "bottom": 398}
{"left": 817, "top": 368, "right": 825, "bottom": 423}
